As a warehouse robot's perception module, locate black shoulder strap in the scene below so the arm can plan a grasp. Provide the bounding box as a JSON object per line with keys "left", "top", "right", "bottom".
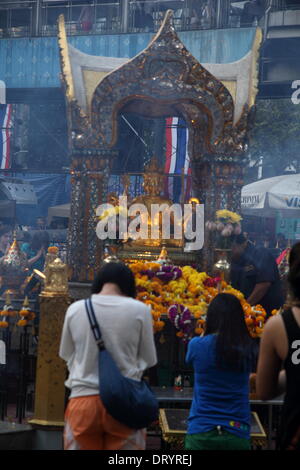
{"left": 84, "top": 298, "right": 106, "bottom": 351}
{"left": 282, "top": 309, "right": 300, "bottom": 345}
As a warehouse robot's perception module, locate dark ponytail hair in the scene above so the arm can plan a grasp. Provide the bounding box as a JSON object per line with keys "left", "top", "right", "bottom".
{"left": 288, "top": 242, "right": 300, "bottom": 301}
{"left": 205, "top": 293, "right": 254, "bottom": 372}
{"left": 91, "top": 262, "right": 136, "bottom": 298}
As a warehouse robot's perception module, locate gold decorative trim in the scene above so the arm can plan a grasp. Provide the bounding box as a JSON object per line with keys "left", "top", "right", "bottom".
{"left": 28, "top": 419, "right": 65, "bottom": 427}
{"left": 57, "top": 14, "right": 74, "bottom": 102}
{"left": 249, "top": 27, "right": 263, "bottom": 108}
{"left": 251, "top": 411, "right": 267, "bottom": 438}
{"left": 90, "top": 10, "right": 175, "bottom": 96}
{"left": 144, "top": 9, "right": 174, "bottom": 52}
{"left": 39, "top": 292, "right": 69, "bottom": 298}
{"left": 159, "top": 409, "right": 170, "bottom": 435}
{"left": 159, "top": 409, "right": 267, "bottom": 449}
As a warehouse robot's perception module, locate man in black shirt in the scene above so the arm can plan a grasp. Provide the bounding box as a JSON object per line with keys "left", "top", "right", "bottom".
{"left": 230, "top": 234, "right": 284, "bottom": 315}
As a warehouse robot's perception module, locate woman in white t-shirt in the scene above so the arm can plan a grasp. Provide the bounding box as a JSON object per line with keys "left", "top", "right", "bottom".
{"left": 59, "top": 262, "right": 157, "bottom": 450}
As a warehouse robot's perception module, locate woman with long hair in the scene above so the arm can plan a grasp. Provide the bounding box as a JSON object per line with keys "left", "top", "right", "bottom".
{"left": 256, "top": 242, "right": 300, "bottom": 450}
{"left": 59, "top": 262, "right": 157, "bottom": 450}
{"left": 21, "top": 231, "right": 49, "bottom": 271}
{"left": 185, "top": 293, "right": 254, "bottom": 450}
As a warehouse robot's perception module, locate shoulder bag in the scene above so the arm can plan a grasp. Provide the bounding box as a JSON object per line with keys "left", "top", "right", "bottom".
{"left": 84, "top": 298, "right": 158, "bottom": 429}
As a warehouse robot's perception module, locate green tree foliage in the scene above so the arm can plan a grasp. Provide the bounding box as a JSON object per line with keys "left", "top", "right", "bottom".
{"left": 248, "top": 99, "right": 300, "bottom": 176}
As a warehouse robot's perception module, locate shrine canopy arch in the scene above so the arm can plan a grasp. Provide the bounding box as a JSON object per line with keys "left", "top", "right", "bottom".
{"left": 57, "top": 11, "right": 262, "bottom": 281}
{"left": 90, "top": 10, "right": 236, "bottom": 159}
{"left": 58, "top": 10, "right": 262, "bottom": 160}
{"left": 106, "top": 95, "right": 213, "bottom": 163}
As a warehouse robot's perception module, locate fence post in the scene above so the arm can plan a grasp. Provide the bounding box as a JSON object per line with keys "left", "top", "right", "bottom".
{"left": 122, "top": 0, "right": 129, "bottom": 33}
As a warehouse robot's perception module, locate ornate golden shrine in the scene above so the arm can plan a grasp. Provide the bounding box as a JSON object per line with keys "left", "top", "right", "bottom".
{"left": 58, "top": 11, "right": 262, "bottom": 281}
{"left": 129, "top": 157, "right": 183, "bottom": 249}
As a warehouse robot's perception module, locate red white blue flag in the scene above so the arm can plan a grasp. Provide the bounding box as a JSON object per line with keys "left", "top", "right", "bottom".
{"left": 0, "top": 104, "right": 12, "bottom": 169}
{"left": 164, "top": 117, "right": 191, "bottom": 202}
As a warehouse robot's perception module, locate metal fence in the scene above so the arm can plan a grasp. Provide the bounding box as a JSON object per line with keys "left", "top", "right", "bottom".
{"left": 1, "top": 0, "right": 296, "bottom": 38}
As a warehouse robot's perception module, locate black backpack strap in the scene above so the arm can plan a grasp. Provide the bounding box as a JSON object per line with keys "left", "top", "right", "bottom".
{"left": 84, "top": 298, "right": 106, "bottom": 351}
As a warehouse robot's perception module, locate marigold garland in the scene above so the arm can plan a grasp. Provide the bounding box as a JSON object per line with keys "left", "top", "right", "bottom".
{"left": 0, "top": 293, "right": 18, "bottom": 328}
{"left": 17, "top": 297, "right": 35, "bottom": 327}
{"left": 47, "top": 246, "right": 59, "bottom": 255}
{"left": 129, "top": 261, "right": 267, "bottom": 341}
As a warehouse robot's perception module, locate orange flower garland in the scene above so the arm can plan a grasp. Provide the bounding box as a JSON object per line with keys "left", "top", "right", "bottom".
{"left": 0, "top": 292, "right": 18, "bottom": 328}
{"left": 129, "top": 262, "right": 268, "bottom": 339}
{"left": 47, "top": 246, "right": 59, "bottom": 255}
{"left": 17, "top": 297, "right": 35, "bottom": 327}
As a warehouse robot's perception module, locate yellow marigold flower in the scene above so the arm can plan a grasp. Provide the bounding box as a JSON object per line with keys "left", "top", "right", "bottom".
{"left": 130, "top": 263, "right": 145, "bottom": 274}
{"left": 48, "top": 246, "right": 59, "bottom": 254}
{"left": 195, "top": 327, "right": 204, "bottom": 335}
{"left": 255, "top": 315, "right": 265, "bottom": 323}
{"left": 176, "top": 332, "right": 184, "bottom": 338}
{"left": 152, "top": 311, "right": 161, "bottom": 321}
{"left": 216, "top": 209, "right": 242, "bottom": 223}
{"left": 199, "top": 301, "right": 208, "bottom": 309}
{"left": 19, "top": 309, "right": 32, "bottom": 317}
{"left": 5, "top": 310, "right": 18, "bottom": 317}
{"left": 147, "top": 262, "right": 161, "bottom": 270}
{"left": 153, "top": 320, "right": 165, "bottom": 333}
{"left": 255, "top": 326, "right": 264, "bottom": 336}
{"left": 193, "top": 311, "right": 202, "bottom": 319}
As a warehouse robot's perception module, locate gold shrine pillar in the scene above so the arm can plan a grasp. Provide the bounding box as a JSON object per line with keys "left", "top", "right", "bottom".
{"left": 30, "top": 258, "right": 71, "bottom": 427}
{"left": 192, "top": 156, "right": 244, "bottom": 272}
{"left": 67, "top": 151, "right": 114, "bottom": 282}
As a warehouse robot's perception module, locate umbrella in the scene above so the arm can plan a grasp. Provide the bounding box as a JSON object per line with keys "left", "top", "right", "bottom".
{"left": 241, "top": 174, "right": 300, "bottom": 218}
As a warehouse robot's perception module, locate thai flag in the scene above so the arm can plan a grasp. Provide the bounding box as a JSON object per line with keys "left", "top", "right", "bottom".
{"left": 0, "top": 104, "right": 12, "bottom": 169}
{"left": 164, "top": 117, "right": 191, "bottom": 203}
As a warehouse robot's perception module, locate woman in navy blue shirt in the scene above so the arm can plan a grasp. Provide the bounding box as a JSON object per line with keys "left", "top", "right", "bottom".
{"left": 185, "top": 293, "right": 254, "bottom": 450}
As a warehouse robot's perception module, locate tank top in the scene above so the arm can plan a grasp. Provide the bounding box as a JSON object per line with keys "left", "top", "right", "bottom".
{"left": 279, "top": 309, "right": 300, "bottom": 450}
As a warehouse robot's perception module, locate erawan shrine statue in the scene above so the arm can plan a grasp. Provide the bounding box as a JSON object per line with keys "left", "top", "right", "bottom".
{"left": 57, "top": 9, "right": 261, "bottom": 282}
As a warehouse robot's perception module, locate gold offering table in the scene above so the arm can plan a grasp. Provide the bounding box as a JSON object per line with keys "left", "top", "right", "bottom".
{"left": 117, "top": 245, "right": 198, "bottom": 266}
{"left": 159, "top": 409, "right": 267, "bottom": 450}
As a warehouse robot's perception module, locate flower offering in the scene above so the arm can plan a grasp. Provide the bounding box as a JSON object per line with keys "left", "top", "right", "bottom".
{"left": 129, "top": 261, "right": 267, "bottom": 341}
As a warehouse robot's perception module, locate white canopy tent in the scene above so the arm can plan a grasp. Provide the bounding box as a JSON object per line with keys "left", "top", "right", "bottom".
{"left": 241, "top": 174, "right": 300, "bottom": 218}
{"left": 47, "top": 203, "right": 70, "bottom": 224}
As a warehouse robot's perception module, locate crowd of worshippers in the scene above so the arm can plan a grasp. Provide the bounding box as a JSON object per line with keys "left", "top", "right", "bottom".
{"left": 58, "top": 232, "right": 299, "bottom": 450}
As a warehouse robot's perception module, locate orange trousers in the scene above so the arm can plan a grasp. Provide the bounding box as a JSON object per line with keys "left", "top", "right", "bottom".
{"left": 64, "top": 395, "right": 146, "bottom": 450}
